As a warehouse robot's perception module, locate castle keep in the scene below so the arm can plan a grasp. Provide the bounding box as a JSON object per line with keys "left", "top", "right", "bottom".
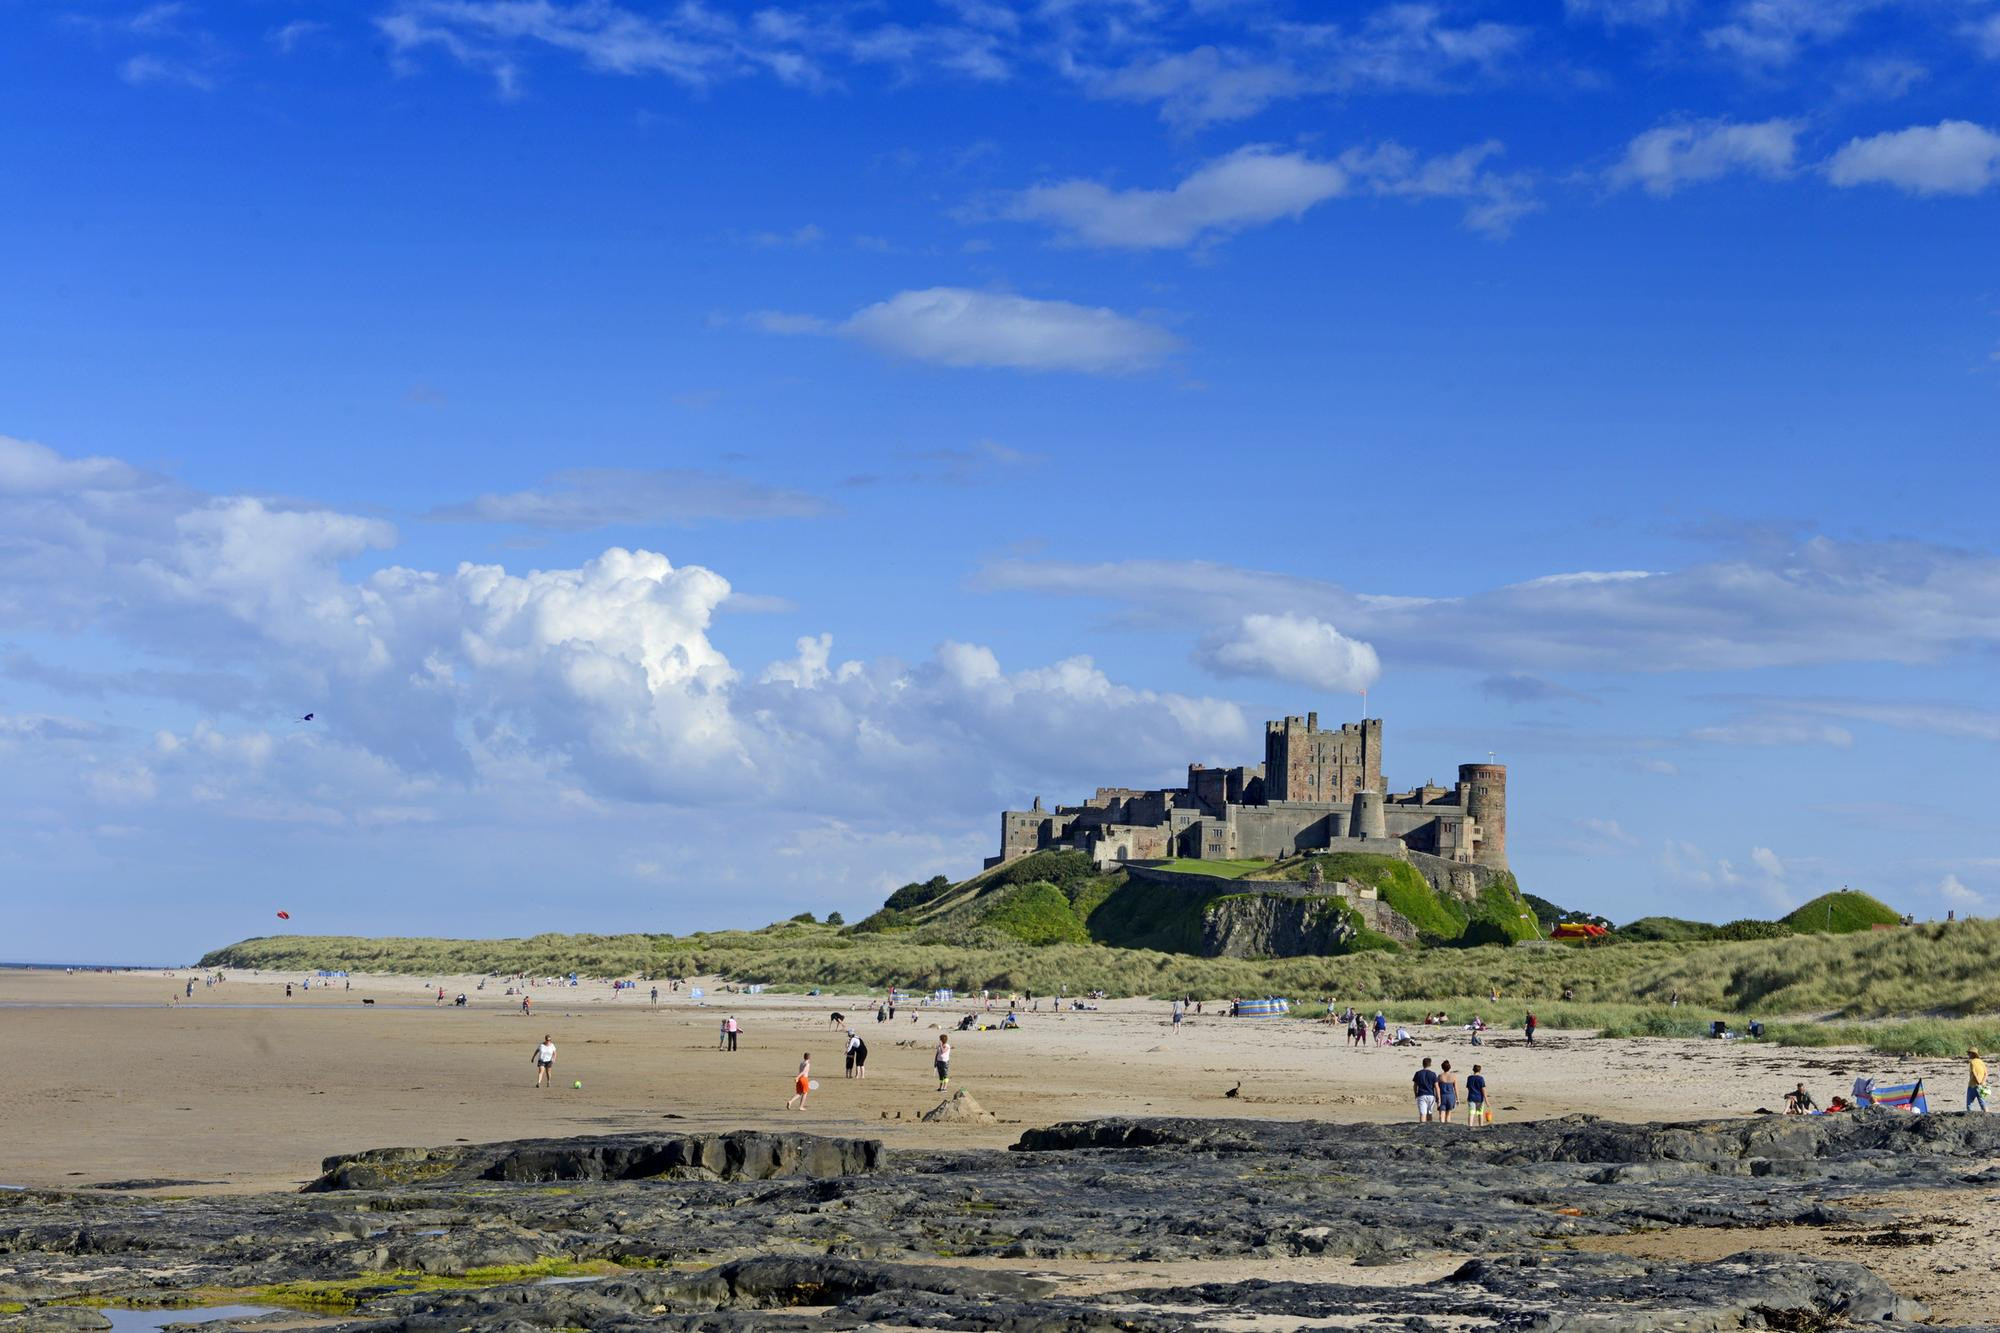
{"left": 991, "top": 713, "right": 1507, "bottom": 873}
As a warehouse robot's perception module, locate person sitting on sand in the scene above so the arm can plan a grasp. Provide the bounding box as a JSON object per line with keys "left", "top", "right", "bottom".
{"left": 786, "top": 1054, "right": 812, "bottom": 1110}
{"left": 1785, "top": 1083, "right": 1816, "bottom": 1115}
{"left": 532, "top": 1035, "right": 557, "bottom": 1088}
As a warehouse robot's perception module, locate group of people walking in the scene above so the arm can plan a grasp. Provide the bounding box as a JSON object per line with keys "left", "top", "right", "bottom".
{"left": 1411, "top": 1057, "right": 1488, "bottom": 1124}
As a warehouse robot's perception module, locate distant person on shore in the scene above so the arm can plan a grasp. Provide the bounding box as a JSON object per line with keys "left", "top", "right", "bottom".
{"left": 851, "top": 1032, "right": 868, "bottom": 1078}
{"left": 521, "top": 995, "right": 532, "bottom": 1017}
{"left": 1969, "top": 1049, "right": 1989, "bottom": 1112}
{"left": 844, "top": 1029, "right": 859, "bottom": 1077}
{"left": 533, "top": 1035, "right": 556, "bottom": 1088}
{"left": 877, "top": 1003, "right": 887, "bottom": 1023}
{"left": 650, "top": 986, "right": 658, "bottom": 1007}
{"left": 1438, "top": 1060, "right": 1459, "bottom": 1123}
{"left": 1785, "top": 1082, "right": 1817, "bottom": 1114}
{"left": 786, "top": 1054, "right": 812, "bottom": 1110}
{"left": 829, "top": 1011, "right": 845, "bottom": 1028}
{"left": 1412, "top": 1057, "right": 1440, "bottom": 1122}
{"left": 1373, "top": 1011, "right": 1387, "bottom": 1045}
{"left": 724, "top": 1015, "right": 740, "bottom": 1051}
{"left": 285, "top": 983, "right": 293, "bottom": 999}
{"left": 1523, "top": 1011, "right": 1538, "bottom": 1045}
{"left": 1466, "top": 1065, "right": 1488, "bottom": 1125}
{"left": 935, "top": 1034, "right": 952, "bottom": 1090}
{"left": 1171, "top": 999, "right": 1184, "bottom": 1033}
{"left": 185, "top": 979, "right": 193, "bottom": 998}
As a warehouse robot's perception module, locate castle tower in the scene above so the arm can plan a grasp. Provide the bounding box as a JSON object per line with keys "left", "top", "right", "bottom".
{"left": 1458, "top": 763, "right": 1507, "bottom": 869}
{"left": 1351, "top": 790, "right": 1386, "bottom": 840}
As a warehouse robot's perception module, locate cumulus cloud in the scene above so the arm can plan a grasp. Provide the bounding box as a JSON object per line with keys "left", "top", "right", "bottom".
{"left": 977, "top": 532, "right": 2000, "bottom": 675}
{"left": 1608, "top": 119, "right": 1801, "bottom": 196}
{"left": 1658, "top": 838, "right": 1794, "bottom": 910}
{"left": 999, "top": 141, "right": 1534, "bottom": 247}
{"left": 427, "top": 468, "right": 832, "bottom": 529}
{"left": 1195, "top": 613, "right": 1381, "bottom": 694}
{"left": 757, "top": 287, "right": 1179, "bottom": 374}
{"left": 1826, "top": 120, "right": 2000, "bottom": 196}
{"left": 1, "top": 436, "right": 1249, "bottom": 824}
{"left": 1702, "top": 0, "right": 1882, "bottom": 68}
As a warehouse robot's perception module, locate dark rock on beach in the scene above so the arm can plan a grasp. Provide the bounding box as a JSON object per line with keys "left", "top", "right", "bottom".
{"left": 2, "top": 1111, "right": 1994, "bottom": 1329}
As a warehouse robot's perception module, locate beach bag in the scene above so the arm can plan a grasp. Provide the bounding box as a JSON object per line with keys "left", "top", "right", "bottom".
{"left": 1481, "top": 1106, "right": 1494, "bottom": 1124}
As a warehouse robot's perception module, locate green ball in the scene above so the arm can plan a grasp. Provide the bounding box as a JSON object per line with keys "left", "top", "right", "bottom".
{"left": 572, "top": 1080, "right": 582, "bottom": 1090}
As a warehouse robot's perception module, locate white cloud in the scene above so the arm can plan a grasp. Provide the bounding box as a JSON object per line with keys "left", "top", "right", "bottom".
{"left": 759, "top": 287, "right": 1179, "bottom": 374}
{"left": 1972, "top": 13, "right": 2000, "bottom": 60}
{"left": 1564, "top": 0, "right": 1689, "bottom": 26}
{"left": 1658, "top": 838, "right": 1794, "bottom": 910}
{"left": 1076, "top": 7, "right": 1526, "bottom": 127}
{"left": 1, "top": 437, "right": 1249, "bottom": 822}
{"left": 999, "top": 141, "right": 1535, "bottom": 250}
{"left": 1939, "top": 873, "right": 1986, "bottom": 911}
{"left": 119, "top": 53, "right": 213, "bottom": 90}
{"left": 1702, "top": 0, "right": 1883, "bottom": 68}
{"left": 1749, "top": 845, "right": 1787, "bottom": 879}
{"left": 1638, "top": 757, "right": 1680, "bottom": 776}
{"left": 1608, "top": 119, "right": 1801, "bottom": 196}
{"left": 1195, "top": 613, "right": 1381, "bottom": 694}
{"left": 979, "top": 533, "right": 2000, "bottom": 674}
{"left": 1003, "top": 147, "right": 1349, "bottom": 249}
{"left": 0, "top": 435, "right": 151, "bottom": 494}
{"left": 1826, "top": 120, "right": 2000, "bottom": 196}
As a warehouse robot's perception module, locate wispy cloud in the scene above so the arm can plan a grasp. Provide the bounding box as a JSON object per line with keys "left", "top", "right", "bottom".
{"left": 119, "top": 52, "right": 214, "bottom": 89}
{"left": 427, "top": 468, "right": 833, "bottom": 530}
{"left": 997, "top": 140, "right": 1534, "bottom": 249}
{"left": 753, "top": 287, "right": 1179, "bottom": 374}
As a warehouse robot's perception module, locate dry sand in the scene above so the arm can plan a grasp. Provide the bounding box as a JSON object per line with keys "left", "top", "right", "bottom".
{"left": 2, "top": 966, "right": 1971, "bottom": 1193}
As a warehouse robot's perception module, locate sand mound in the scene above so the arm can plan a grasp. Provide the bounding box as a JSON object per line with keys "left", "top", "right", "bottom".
{"left": 921, "top": 1090, "right": 997, "bottom": 1124}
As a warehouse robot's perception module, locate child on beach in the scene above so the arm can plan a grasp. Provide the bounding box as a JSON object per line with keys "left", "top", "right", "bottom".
{"left": 1465, "top": 1065, "right": 1488, "bottom": 1125}
{"left": 786, "top": 1054, "right": 812, "bottom": 1109}
{"left": 532, "top": 1035, "right": 556, "bottom": 1088}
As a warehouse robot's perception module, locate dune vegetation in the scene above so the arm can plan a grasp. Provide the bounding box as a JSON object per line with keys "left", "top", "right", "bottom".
{"left": 199, "top": 856, "right": 1985, "bottom": 1055}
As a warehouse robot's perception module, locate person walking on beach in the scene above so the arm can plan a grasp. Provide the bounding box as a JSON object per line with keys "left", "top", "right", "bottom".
{"left": 1523, "top": 1011, "right": 1537, "bottom": 1045}
{"left": 724, "top": 1015, "right": 740, "bottom": 1051}
{"left": 786, "top": 1053, "right": 812, "bottom": 1110}
{"left": 1373, "top": 1010, "right": 1387, "bottom": 1046}
{"left": 935, "top": 1034, "right": 952, "bottom": 1091}
{"left": 1412, "top": 1057, "right": 1440, "bottom": 1123}
{"left": 532, "top": 1035, "right": 557, "bottom": 1088}
{"left": 521, "top": 994, "right": 532, "bottom": 1017}
{"left": 1438, "top": 1060, "right": 1459, "bottom": 1124}
{"left": 1465, "top": 1065, "right": 1488, "bottom": 1125}
{"left": 1171, "top": 998, "right": 1184, "bottom": 1034}
{"left": 1969, "top": 1049, "right": 1989, "bottom": 1112}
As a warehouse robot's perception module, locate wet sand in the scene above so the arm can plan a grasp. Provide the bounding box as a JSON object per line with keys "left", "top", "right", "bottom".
{"left": 2, "top": 966, "right": 1970, "bottom": 1195}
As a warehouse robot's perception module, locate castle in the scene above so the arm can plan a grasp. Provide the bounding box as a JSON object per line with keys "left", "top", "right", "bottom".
{"left": 990, "top": 713, "right": 1507, "bottom": 872}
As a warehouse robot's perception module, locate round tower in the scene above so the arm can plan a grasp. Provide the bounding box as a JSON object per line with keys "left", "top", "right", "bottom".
{"left": 1458, "top": 763, "right": 1507, "bottom": 869}
{"left": 1351, "top": 790, "right": 1386, "bottom": 840}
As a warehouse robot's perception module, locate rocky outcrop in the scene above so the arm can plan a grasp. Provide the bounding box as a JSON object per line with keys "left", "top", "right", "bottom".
{"left": 1199, "top": 892, "right": 1359, "bottom": 957}
{"left": 4, "top": 1112, "right": 1996, "bottom": 1328}
{"left": 306, "top": 1130, "right": 883, "bottom": 1190}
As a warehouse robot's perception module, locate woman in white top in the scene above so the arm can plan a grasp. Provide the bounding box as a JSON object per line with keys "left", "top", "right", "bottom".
{"left": 532, "top": 1036, "right": 556, "bottom": 1088}
{"left": 934, "top": 1035, "right": 952, "bottom": 1090}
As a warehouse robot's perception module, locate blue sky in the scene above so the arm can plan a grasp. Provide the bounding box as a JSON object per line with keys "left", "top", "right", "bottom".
{"left": 4, "top": 0, "right": 1999, "bottom": 961}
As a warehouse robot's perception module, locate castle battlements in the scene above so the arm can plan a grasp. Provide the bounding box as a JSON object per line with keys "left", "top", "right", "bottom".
{"left": 990, "top": 714, "right": 1506, "bottom": 873}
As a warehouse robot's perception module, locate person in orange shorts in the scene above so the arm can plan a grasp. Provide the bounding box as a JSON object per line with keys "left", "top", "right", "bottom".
{"left": 786, "top": 1052, "right": 812, "bottom": 1110}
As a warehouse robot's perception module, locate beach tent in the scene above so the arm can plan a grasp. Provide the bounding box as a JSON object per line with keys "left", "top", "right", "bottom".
{"left": 1235, "top": 997, "right": 1291, "bottom": 1017}
{"left": 1861, "top": 1080, "right": 1928, "bottom": 1113}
